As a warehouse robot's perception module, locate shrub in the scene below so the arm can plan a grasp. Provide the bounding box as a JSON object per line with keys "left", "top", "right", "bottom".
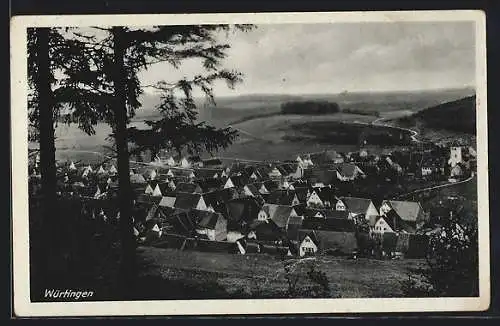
{"left": 306, "top": 264, "right": 331, "bottom": 297}
{"left": 401, "top": 213, "right": 478, "bottom": 297}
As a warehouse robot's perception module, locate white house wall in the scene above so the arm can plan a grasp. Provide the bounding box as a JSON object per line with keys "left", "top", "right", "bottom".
{"left": 196, "top": 197, "right": 208, "bottom": 211}
{"left": 299, "top": 236, "right": 318, "bottom": 257}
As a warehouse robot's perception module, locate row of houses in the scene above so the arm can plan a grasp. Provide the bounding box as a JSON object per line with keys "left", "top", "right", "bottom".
{"left": 126, "top": 161, "right": 430, "bottom": 258}
{"left": 28, "top": 146, "right": 453, "bottom": 259}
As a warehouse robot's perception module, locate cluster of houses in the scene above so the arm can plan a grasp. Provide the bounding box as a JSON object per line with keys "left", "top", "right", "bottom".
{"left": 447, "top": 146, "right": 477, "bottom": 182}
{"left": 28, "top": 145, "right": 475, "bottom": 259}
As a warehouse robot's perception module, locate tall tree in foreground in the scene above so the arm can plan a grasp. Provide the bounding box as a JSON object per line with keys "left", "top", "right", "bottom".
{"left": 69, "top": 25, "right": 254, "bottom": 295}
{"left": 28, "top": 28, "right": 55, "bottom": 288}
{"left": 28, "top": 28, "right": 113, "bottom": 291}
{"left": 110, "top": 27, "right": 137, "bottom": 291}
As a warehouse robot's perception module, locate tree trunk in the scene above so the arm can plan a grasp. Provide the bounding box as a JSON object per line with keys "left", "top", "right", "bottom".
{"left": 34, "top": 27, "right": 58, "bottom": 290}
{"left": 111, "top": 27, "right": 136, "bottom": 298}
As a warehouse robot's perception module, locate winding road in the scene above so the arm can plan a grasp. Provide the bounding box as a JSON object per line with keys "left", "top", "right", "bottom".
{"left": 370, "top": 117, "right": 420, "bottom": 143}
{"left": 393, "top": 174, "right": 475, "bottom": 200}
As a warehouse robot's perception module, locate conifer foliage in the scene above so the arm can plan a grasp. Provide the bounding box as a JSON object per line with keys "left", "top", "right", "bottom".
{"left": 27, "top": 24, "right": 254, "bottom": 296}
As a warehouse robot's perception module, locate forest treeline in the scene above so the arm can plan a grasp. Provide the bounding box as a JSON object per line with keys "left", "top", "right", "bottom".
{"left": 397, "top": 96, "right": 476, "bottom": 134}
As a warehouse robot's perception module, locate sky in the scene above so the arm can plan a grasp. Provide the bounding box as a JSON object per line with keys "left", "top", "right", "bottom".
{"left": 138, "top": 21, "right": 476, "bottom": 96}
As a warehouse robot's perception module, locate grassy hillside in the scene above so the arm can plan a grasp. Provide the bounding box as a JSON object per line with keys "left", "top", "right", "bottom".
{"left": 395, "top": 95, "right": 476, "bottom": 134}
{"left": 133, "top": 88, "right": 475, "bottom": 126}
{"left": 136, "top": 246, "right": 427, "bottom": 299}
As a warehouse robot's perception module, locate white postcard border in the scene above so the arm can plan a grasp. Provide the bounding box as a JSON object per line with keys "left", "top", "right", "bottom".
{"left": 10, "top": 10, "right": 489, "bottom": 316}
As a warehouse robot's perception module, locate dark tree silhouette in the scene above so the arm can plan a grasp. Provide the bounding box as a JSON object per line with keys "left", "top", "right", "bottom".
{"left": 128, "top": 116, "right": 238, "bottom": 159}
{"left": 401, "top": 210, "right": 479, "bottom": 297}
{"left": 60, "top": 25, "right": 254, "bottom": 295}
{"left": 27, "top": 28, "right": 113, "bottom": 292}
{"left": 28, "top": 28, "right": 55, "bottom": 289}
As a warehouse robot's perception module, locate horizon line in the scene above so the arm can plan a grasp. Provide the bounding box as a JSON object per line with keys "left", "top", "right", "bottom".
{"left": 141, "top": 85, "right": 476, "bottom": 98}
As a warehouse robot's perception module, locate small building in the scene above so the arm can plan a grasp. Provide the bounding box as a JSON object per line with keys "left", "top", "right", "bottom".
{"left": 145, "top": 169, "right": 157, "bottom": 181}
{"left": 194, "top": 168, "right": 221, "bottom": 180}
{"left": 286, "top": 215, "right": 304, "bottom": 240}
{"left": 130, "top": 173, "right": 147, "bottom": 185}
{"left": 395, "top": 233, "right": 429, "bottom": 258}
{"left": 197, "top": 178, "right": 224, "bottom": 193}
{"left": 223, "top": 175, "right": 249, "bottom": 189}
{"left": 241, "top": 184, "right": 261, "bottom": 198}
{"left": 159, "top": 196, "right": 176, "bottom": 208}
{"left": 268, "top": 166, "right": 283, "bottom": 180}
{"left": 421, "top": 166, "right": 433, "bottom": 176}
{"left": 290, "top": 164, "right": 305, "bottom": 179}
{"left": 332, "top": 163, "right": 365, "bottom": 181}
{"left": 297, "top": 155, "right": 314, "bottom": 169}
{"left": 448, "top": 146, "right": 463, "bottom": 168}
{"left": 168, "top": 211, "right": 197, "bottom": 236}
{"left": 306, "top": 189, "right": 324, "bottom": 208}
{"left": 298, "top": 231, "right": 319, "bottom": 257}
{"left": 372, "top": 215, "right": 396, "bottom": 234}
{"left": 301, "top": 216, "right": 355, "bottom": 233}
{"left": 373, "top": 209, "right": 418, "bottom": 235}
{"left": 257, "top": 182, "right": 270, "bottom": 195}
{"left": 266, "top": 190, "right": 301, "bottom": 206}
{"left": 257, "top": 204, "right": 299, "bottom": 229}
{"left": 174, "top": 193, "right": 208, "bottom": 211}
{"left": 336, "top": 197, "right": 379, "bottom": 220}
{"left": 193, "top": 210, "right": 227, "bottom": 241}
{"left": 306, "top": 187, "right": 336, "bottom": 208}
{"left": 151, "top": 183, "right": 163, "bottom": 197}
{"left": 180, "top": 157, "right": 191, "bottom": 168}
{"left": 303, "top": 168, "right": 336, "bottom": 186}
{"left": 449, "top": 163, "right": 465, "bottom": 179}
{"left": 163, "top": 156, "right": 176, "bottom": 166}
{"left": 297, "top": 229, "right": 358, "bottom": 256}
{"left": 379, "top": 200, "right": 428, "bottom": 230}
{"left": 225, "top": 197, "right": 262, "bottom": 230}
{"left": 68, "top": 161, "right": 77, "bottom": 171}
{"left": 248, "top": 219, "right": 285, "bottom": 242}
{"left": 144, "top": 183, "right": 154, "bottom": 195}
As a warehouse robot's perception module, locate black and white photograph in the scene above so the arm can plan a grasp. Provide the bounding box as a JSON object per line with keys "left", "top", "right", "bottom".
{"left": 11, "top": 11, "right": 489, "bottom": 316}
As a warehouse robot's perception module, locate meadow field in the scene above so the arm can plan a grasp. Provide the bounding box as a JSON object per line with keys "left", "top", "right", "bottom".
{"left": 134, "top": 246, "right": 427, "bottom": 299}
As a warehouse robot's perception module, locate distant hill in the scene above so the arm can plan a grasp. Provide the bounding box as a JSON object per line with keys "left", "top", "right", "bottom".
{"left": 133, "top": 87, "right": 474, "bottom": 120}
{"left": 396, "top": 95, "right": 476, "bottom": 134}
{"left": 132, "top": 93, "right": 302, "bottom": 126}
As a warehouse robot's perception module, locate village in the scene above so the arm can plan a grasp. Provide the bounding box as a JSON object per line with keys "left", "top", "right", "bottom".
{"left": 28, "top": 141, "right": 477, "bottom": 261}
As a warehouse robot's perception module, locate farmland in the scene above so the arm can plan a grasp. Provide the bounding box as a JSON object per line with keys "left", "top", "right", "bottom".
{"left": 135, "top": 246, "right": 427, "bottom": 299}
{"left": 216, "top": 113, "right": 410, "bottom": 161}
{"left": 28, "top": 87, "right": 474, "bottom": 164}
